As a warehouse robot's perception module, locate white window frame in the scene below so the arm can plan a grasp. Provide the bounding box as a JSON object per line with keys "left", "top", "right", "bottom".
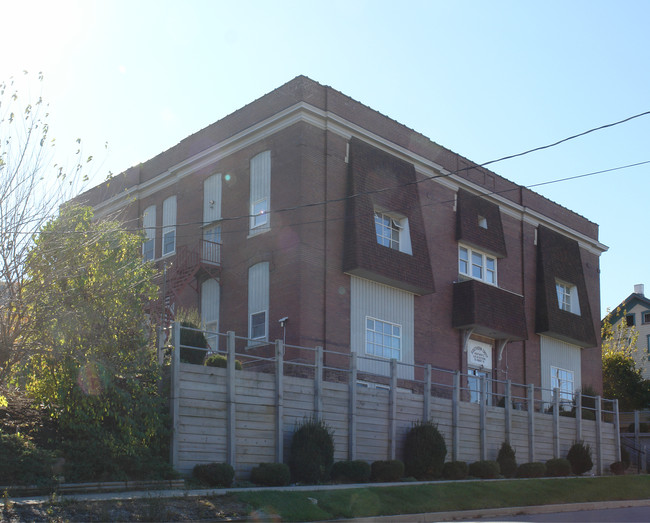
{"left": 551, "top": 366, "right": 575, "bottom": 409}
{"left": 249, "top": 151, "right": 271, "bottom": 235}
{"left": 201, "top": 278, "right": 220, "bottom": 350}
{"left": 458, "top": 244, "right": 497, "bottom": 285}
{"left": 250, "top": 311, "right": 267, "bottom": 340}
{"left": 248, "top": 262, "right": 269, "bottom": 342}
{"left": 202, "top": 224, "right": 221, "bottom": 265}
{"left": 142, "top": 205, "right": 156, "bottom": 261}
{"left": 162, "top": 196, "right": 176, "bottom": 257}
{"left": 374, "top": 210, "right": 412, "bottom": 255}
{"left": 555, "top": 279, "right": 580, "bottom": 315}
{"left": 365, "top": 316, "right": 402, "bottom": 361}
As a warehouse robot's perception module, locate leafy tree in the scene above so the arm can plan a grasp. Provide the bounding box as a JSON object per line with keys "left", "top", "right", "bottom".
{"left": 601, "top": 309, "right": 650, "bottom": 411}
{"left": 18, "top": 205, "right": 172, "bottom": 480}
{"left": 0, "top": 72, "right": 94, "bottom": 388}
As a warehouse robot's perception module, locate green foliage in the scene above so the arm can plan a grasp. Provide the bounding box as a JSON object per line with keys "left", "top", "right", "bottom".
{"left": 177, "top": 313, "right": 208, "bottom": 364}
{"left": 330, "top": 460, "right": 371, "bottom": 484}
{"left": 468, "top": 460, "right": 500, "bottom": 479}
{"left": 545, "top": 458, "right": 572, "bottom": 477}
{"left": 192, "top": 462, "right": 234, "bottom": 487}
{"left": 204, "top": 354, "right": 242, "bottom": 370}
{"left": 516, "top": 462, "right": 547, "bottom": 478}
{"left": 496, "top": 442, "right": 517, "bottom": 478}
{"left": 627, "top": 422, "right": 650, "bottom": 433}
{"left": 18, "top": 206, "right": 171, "bottom": 481}
{"left": 610, "top": 461, "right": 628, "bottom": 475}
{"left": 402, "top": 420, "right": 447, "bottom": 480}
{"left": 442, "top": 461, "right": 468, "bottom": 480}
{"left": 0, "top": 432, "right": 56, "bottom": 486}
{"left": 289, "top": 418, "right": 334, "bottom": 484}
{"left": 370, "top": 460, "right": 404, "bottom": 482}
{"left": 250, "top": 463, "right": 291, "bottom": 486}
{"left": 566, "top": 441, "right": 593, "bottom": 475}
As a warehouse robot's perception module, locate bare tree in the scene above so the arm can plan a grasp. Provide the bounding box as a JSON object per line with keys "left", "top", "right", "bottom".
{"left": 0, "top": 72, "right": 92, "bottom": 384}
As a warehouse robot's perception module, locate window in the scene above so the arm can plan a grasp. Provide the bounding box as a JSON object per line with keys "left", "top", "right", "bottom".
{"left": 643, "top": 312, "right": 650, "bottom": 325}
{"left": 142, "top": 205, "right": 156, "bottom": 261}
{"left": 478, "top": 215, "right": 487, "bottom": 229}
{"left": 468, "top": 368, "right": 491, "bottom": 404}
{"left": 551, "top": 366, "right": 575, "bottom": 408}
{"left": 459, "top": 245, "right": 496, "bottom": 285}
{"left": 250, "top": 151, "right": 271, "bottom": 233}
{"left": 201, "top": 278, "right": 219, "bottom": 350}
{"left": 626, "top": 314, "right": 635, "bottom": 327}
{"left": 248, "top": 262, "right": 269, "bottom": 341}
{"left": 203, "top": 173, "right": 222, "bottom": 223}
{"left": 555, "top": 280, "right": 580, "bottom": 315}
{"left": 162, "top": 196, "right": 176, "bottom": 256}
{"left": 365, "top": 317, "right": 401, "bottom": 360}
{"left": 374, "top": 210, "right": 412, "bottom": 254}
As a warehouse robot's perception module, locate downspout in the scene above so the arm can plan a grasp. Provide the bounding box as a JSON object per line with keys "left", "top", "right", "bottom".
{"left": 322, "top": 86, "right": 329, "bottom": 354}
{"left": 520, "top": 186, "right": 528, "bottom": 384}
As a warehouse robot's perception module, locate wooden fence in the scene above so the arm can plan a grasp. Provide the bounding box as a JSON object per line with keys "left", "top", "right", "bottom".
{"left": 169, "top": 326, "right": 620, "bottom": 478}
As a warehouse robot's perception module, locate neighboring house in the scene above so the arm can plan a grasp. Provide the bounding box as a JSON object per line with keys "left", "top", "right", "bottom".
{"left": 603, "top": 284, "right": 650, "bottom": 380}
{"left": 75, "top": 76, "right": 607, "bottom": 400}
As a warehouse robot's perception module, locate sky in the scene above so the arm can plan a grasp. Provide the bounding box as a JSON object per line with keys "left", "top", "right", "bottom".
{"left": 2, "top": 0, "right": 649, "bottom": 315}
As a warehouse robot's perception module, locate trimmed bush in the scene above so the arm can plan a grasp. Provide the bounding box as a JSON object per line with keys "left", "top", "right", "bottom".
{"left": 496, "top": 442, "right": 517, "bottom": 478}
{"left": 516, "top": 462, "right": 546, "bottom": 478}
{"left": 442, "top": 461, "right": 468, "bottom": 480}
{"left": 289, "top": 418, "right": 334, "bottom": 484}
{"left": 403, "top": 420, "right": 447, "bottom": 480}
{"left": 371, "top": 460, "right": 404, "bottom": 482}
{"left": 204, "top": 354, "right": 242, "bottom": 370}
{"left": 610, "top": 461, "right": 627, "bottom": 475}
{"left": 180, "top": 321, "right": 208, "bottom": 364}
{"left": 192, "top": 462, "right": 234, "bottom": 487}
{"left": 567, "top": 441, "right": 593, "bottom": 475}
{"left": 331, "top": 460, "right": 371, "bottom": 484}
{"left": 545, "top": 458, "right": 572, "bottom": 477}
{"left": 250, "top": 463, "right": 291, "bottom": 486}
{"left": 621, "top": 447, "right": 631, "bottom": 468}
{"left": 468, "top": 460, "right": 500, "bottom": 479}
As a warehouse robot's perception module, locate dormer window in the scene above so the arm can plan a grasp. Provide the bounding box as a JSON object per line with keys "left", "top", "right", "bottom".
{"left": 556, "top": 280, "right": 581, "bottom": 315}
{"left": 478, "top": 215, "right": 487, "bottom": 229}
{"left": 459, "top": 245, "right": 496, "bottom": 285}
{"left": 374, "top": 210, "right": 412, "bottom": 255}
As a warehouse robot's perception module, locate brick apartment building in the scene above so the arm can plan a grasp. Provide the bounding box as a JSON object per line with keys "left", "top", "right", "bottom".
{"left": 77, "top": 75, "right": 607, "bottom": 399}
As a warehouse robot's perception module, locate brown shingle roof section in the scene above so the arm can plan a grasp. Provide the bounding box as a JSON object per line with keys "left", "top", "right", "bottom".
{"left": 455, "top": 188, "right": 507, "bottom": 258}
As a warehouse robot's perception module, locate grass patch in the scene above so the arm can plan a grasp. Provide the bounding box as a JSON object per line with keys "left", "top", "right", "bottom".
{"left": 235, "top": 476, "right": 650, "bottom": 522}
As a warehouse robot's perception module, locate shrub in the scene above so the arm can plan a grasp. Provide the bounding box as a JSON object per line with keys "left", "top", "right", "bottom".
{"left": 468, "top": 460, "right": 500, "bottom": 479}
{"left": 250, "top": 462, "right": 291, "bottom": 486}
{"left": 0, "top": 432, "right": 56, "bottom": 486}
{"left": 442, "top": 461, "right": 468, "bottom": 480}
{"left": 180, "top": 320, "right": 208, "bottom": 364}
{"left": 516, "top": 462, "right": 546, "bottom": 478}
{"left": 545, "top": 458, "right": 572, "bottom": 477}
{"left": 204, "top": 354, "right": 242, "bottom": 370}
{"left": 371, "top": 460, "right": 404, "bottom": 482}
{"left": 627, "top": 422, "right": 650, "bottom": 433}
{"left": 403, "top": 420, "right": 447, "bottom": 480}
{"left": 331, "top": 460, "right": 371, "bottom": 484}
{"left": 496, "top": 442, "right": 517, "bottom": 478}
{"left": 610, "top": 461, "right": 628, "bottom": 475}
{"left": 566, "top": 441, "right": 593, "bottom": 475}
{"left": 621, "top": 447, "right": 631, "bottom": 468}
{"left": 289, "top": 418, "right": 334, "bottom": 484}
{"left": 192, "top": 462, "right": 234, "bottom": 487}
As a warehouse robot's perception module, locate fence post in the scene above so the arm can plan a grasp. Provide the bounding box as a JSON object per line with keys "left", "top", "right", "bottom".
{"left": 424, "top": 364, "right": 432, "bottom": 423}
{"left": 634, "top": 410, "right": 640, "bottom": 451}
{"left": 505, "top": 379, "right": 512, "bottom": 444}
{"left": 527, "top": 383, "right": 535, "bottom": 462}
{"left": 226, "top": 331, "right": 236, "bottom": 468}
{"left": 389, "top": 359, "right": 398, "bottom": 460}
{"left": 575, "top": 391, "right": 582, "bottom": 443}
{"left": 480, "top": 376, "right": 487, "bottom": 461}
{"left": 275, "top": 340, "right": 284, "bottom": 464}
{"left": 613, "top": 399, "right": 621, "bottom": 463}
{"left": 315, "top": 346, "right": 323, "bottom": 422}
{"left": 553, "top": 387, "right": 560, "bottom": 459}
{"left": 170, "top": 321, "right": 180, "bottom": 469}
{"left": 452, "top": 371, "right": 460, "bottom": 462}
{"left": 596, "top": 395, "right": 603, "bottom": 475}
{"left": 349, "top": 353, "right": 358, "bottom": 461}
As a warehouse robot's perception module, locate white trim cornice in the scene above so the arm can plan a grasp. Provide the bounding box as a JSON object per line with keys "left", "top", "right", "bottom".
{"left": 92, "top": 101, "right": 608, "bottom": 255}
